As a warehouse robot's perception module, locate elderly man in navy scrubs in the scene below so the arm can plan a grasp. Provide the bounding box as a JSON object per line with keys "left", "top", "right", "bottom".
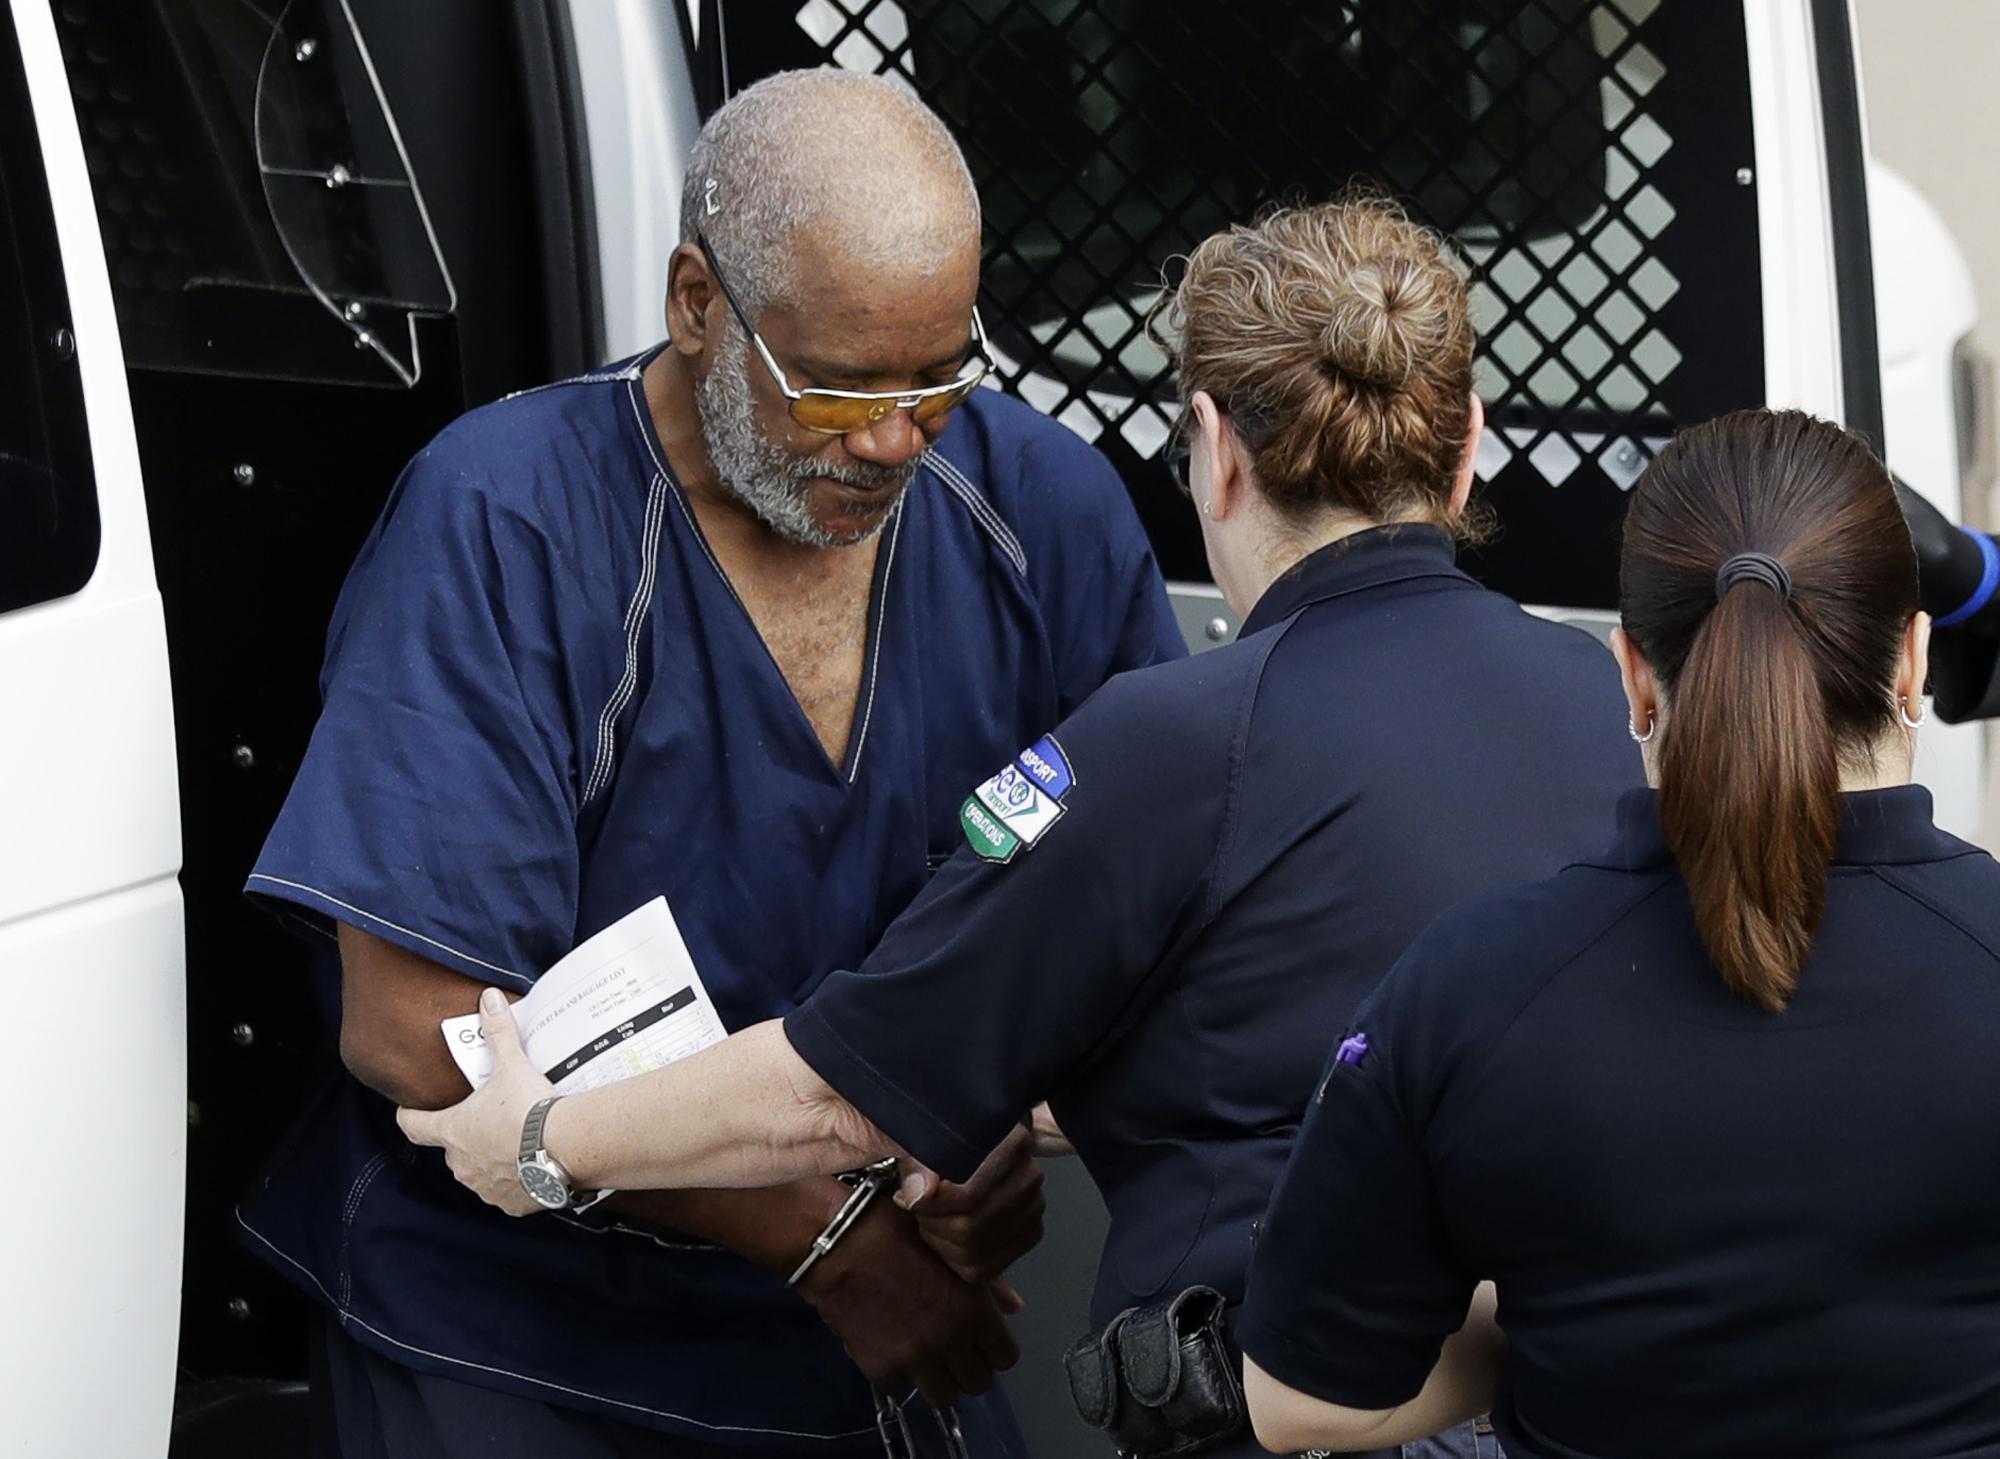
{"left": 239, "top": 69, "right": 1182, "bottom": 1459}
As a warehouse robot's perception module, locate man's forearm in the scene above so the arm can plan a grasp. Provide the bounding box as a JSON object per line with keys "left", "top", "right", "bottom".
{"left": 347, "top": 1046, "right": 471, "bottom": 1112}
{"left": 598, "top": 1183, "right": 854, "bottom": 1276}
{"left": 337, "top": 922, "right": 493, "bottom": 1111}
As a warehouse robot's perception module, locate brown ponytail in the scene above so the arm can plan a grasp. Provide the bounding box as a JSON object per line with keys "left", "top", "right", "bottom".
{"left": 1621, "top": 411, "right": 1917, "bottom": 1011}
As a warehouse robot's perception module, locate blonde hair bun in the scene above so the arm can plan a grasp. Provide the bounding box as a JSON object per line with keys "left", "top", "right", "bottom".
{"left": 1321, "top": 255, "right": 1457, "bottom": 391}
{"left": 1164, "top": 193, "right": 1476, "bottom": 525}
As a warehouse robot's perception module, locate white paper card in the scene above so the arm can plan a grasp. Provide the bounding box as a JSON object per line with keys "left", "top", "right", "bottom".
{"left": 440, "top": 897, "right": 727, "bottom": 1094}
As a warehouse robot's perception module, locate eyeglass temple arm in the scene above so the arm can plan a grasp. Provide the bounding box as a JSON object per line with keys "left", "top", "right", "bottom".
{"left": 695, "top": 233, "right": 758, "bottom": 335}
{"left": 699, "top": 231, "right": 992, "bottom": 396}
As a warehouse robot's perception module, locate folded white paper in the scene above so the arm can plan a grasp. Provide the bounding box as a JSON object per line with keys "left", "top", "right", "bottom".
{"left": 441, "top": 897, "right": 727, "bottom": 1094}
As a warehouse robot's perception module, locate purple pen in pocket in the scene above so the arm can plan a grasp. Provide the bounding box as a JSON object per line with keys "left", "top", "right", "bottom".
{"left": 1318, "top": 1032, "right": 1371, "bottom": 1102}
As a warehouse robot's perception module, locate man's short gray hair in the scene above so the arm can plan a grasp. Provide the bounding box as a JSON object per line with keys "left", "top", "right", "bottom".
{"left": 681, "top": 69, "right": 981, "bottom": 314}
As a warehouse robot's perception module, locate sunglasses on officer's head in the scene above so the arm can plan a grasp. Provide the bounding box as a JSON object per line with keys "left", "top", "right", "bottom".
{"left": 697, "top": 232, "right": 993, "bottom": 436}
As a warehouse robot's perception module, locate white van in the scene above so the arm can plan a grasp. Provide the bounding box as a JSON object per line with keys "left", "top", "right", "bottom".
{"left": 1, "top": 1, "right": 1989, "bottom": 1455}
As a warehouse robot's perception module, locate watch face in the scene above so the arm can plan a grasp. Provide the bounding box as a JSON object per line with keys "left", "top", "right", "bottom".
{"left": 518, "top": 1159, "right": 570, "bottom": 1210}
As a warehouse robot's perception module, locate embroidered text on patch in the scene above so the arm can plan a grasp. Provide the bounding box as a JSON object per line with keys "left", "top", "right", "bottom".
{"left": 959, "top": 734, "right": 1075, "bottom": 862}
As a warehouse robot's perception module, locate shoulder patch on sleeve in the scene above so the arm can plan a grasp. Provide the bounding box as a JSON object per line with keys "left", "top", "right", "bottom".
{"left": 959, "top": 734, "right": 1076, "bottom": 862}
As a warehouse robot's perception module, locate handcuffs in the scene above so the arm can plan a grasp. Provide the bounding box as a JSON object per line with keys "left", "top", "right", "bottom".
{"left": 874, "top": 1387, "right": 970, "bottom": 1459}
{"left": 573, "top": 1155, "right": 970, "bottom": 1457}
{"left": 788, "top": 1156, "right": 902, "bottom": 1286}
{"left": 788, "top": 1157, "right": 971, "bottom": 1459}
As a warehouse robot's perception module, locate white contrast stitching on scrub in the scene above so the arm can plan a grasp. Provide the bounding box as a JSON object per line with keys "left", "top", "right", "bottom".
{"left": 931, "top": 452, "right": 1026, "bottom": 569}
{"left": 582, "top": 468, "right": 669, "bottom": 806}
{"left": 931, "top": 453, "right": 1021, "bottom": 563}
{"left": 930, "top": 453, "right": 1021, "bottom": 566}
{"left": 625, "top": 375, "right": 678, "bottom": 488}
{"left": 842, "top": 503, "right": 904, "bottom": 783}
{"left": 235, "top": 1210, "right": 884, "bottom": 1442}
{"left": 626, "top": 379, "right": 750, "bottom": 613}
{"left": 501, "top": 360, "right": 644, "bottom": 403}
{"left": 244, "top": 875, "right": 528, "bottom": 986}
{"left": 336, "top": 1151, "right": 392, "bottom": 1311}
{"left": 926, "top": 451, "right": 1028, "bottom": 575}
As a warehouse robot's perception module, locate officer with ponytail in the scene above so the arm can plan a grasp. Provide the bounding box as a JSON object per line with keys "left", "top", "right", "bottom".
{"left": 1241, "top": 408, "right": 2000, "bottom": 1459}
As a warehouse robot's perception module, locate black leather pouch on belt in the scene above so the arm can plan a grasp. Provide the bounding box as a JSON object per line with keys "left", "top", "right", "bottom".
{"left": 1062, "top": 1285, "right": 1246, "bottom": 1458}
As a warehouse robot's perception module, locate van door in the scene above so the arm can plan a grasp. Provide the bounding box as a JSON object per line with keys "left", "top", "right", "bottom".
{"left": 0, "top": 2, "right": 184, "bottom": 1455}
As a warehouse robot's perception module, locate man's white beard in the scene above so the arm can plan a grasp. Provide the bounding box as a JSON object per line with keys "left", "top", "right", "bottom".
{"left": 694, "top": 325, "right": 924, "bottom": 549}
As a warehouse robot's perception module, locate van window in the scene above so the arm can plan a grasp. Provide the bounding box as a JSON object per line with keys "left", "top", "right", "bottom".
{"left": 714, "top": 0, "right": 1764, "bottom": 609}
{"left": 50, "top": 0, "right": 454, "bottom": 389}
{"left": 0, "top": 5, "right": 98, "bottom": 615}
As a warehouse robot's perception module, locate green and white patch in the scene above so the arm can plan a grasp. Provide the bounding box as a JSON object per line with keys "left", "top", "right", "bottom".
{"left": 958, "top": 795, "right": 1021, "bottom": 861}
{"left": 960, "top": 734, "right": 1075, "bottom": 862}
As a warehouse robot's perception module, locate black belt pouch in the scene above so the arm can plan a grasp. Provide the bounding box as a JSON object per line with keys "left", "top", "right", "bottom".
{"left": 1063, "top": 1285, "right": 1246, "bottom": 1458}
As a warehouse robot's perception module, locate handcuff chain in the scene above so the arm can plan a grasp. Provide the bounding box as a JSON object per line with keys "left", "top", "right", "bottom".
{"left": 873, "top": 1388, "right": 970, "bottom": 1459}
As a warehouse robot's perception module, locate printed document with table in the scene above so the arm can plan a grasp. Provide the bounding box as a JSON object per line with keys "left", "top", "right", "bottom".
{"left": 442, "top": 897, "right": 727, "bottom": 1093}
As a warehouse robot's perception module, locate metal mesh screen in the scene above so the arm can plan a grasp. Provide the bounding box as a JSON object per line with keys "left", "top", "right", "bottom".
{"left": 714, "top": 0, "right": 1763, "bottom": 606}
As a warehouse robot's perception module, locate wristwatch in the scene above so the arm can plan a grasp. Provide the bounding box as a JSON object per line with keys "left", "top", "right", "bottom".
{"left": 517, "top": 1095, "right": 595, "bottom": 1211}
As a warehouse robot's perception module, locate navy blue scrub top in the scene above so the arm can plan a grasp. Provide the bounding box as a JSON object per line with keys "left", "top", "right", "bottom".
{"left": 787, "top": 526, "right": 1641, "bottom": 1353}
{"left": 240, "top": 354, "right": 1183, "bottom": 1450}
{"left": 1242, "top": 785, "right": 2000, "bottom": 1459}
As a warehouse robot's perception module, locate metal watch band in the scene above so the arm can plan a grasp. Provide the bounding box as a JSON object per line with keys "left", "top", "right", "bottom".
{"left": 519, "top": 1095, "right": 602, "bottom": 1209}
{"left": 520, "top": 1095, "right": 561, "bottom": 1166}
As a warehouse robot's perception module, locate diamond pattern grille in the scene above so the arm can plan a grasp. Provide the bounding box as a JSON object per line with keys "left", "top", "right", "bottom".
{"left": 721, "top": 0, "right": 1762, "bottom": 605}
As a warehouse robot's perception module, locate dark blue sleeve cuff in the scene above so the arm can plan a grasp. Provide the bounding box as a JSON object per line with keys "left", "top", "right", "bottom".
{"left": 783, "top": 1000, "right": 993, "bottom": 1184}
{"left": 1235, "top": 1308, "right": 1435, "bottom": 1414}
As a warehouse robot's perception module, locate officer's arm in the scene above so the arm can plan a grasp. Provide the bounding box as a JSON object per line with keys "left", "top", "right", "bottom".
{"left": 337, "top": 924, "right": 887, "bottom": 1273}
{"left": 1243, "top": 1284, "right": 1503, "bottom": 1454}
{"left": 403, "top": 670, "right": 1235, "bottom": 1196}
{"left": 398, "top": 992, "right": 897, "bottom": 1198}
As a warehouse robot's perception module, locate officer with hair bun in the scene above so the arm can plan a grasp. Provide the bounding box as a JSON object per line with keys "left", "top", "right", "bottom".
{"left": 402, "top": 197, "right": 1641, "bottom": 1459}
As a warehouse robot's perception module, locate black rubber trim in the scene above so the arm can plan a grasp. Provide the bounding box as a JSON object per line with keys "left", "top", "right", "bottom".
{"left": 1811, "top": 0, "right": 1884, "bottom": 455}
{"left": 509, "top": 0, "right": 604, "bottom": 374}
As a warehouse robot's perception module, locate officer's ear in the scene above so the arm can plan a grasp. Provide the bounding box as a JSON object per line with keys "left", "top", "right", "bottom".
{"left": 1609, "top": 626, "right": 1660, "bottom": 739}
{"left": 1189, "top": 390, "right": 1247, "bottom": 521}
{"left": 665, "top": 242, "right": 720, "bottom": 360}
{"left": 1448, "top": 393, "right": 1484, "bottom": 519}
{"left": 1896, "top": 611, "right": 1932, "bottom": 717}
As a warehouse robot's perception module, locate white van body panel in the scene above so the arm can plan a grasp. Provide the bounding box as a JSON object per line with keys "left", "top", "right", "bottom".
{"left": 1, "top": 2, "right": 185, "bottom": 1454}
{"left": 567, "top": 1, "right": 702, "bottom": 362}
{"left": 1747, "top": 0, "right": 1847, "bottom": 423}
{"left": 1869, "top": 161, "right": 1983, "bottom": 837}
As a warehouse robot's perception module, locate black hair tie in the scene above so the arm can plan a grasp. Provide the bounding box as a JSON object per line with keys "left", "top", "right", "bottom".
{"left": 1715, "top": 552, "right": 1792, "bottom": 603}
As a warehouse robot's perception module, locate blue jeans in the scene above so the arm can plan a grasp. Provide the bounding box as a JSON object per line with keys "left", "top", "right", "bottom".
{"left": 1399, "top": 1416, "right": 1503, "bottom": 1459}
{"left": 1282, "top": 1416, "right": 1499, "bottom": 1459}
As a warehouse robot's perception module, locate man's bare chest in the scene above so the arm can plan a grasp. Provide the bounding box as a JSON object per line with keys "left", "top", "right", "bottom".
{"left": 731, "top": 560, "right": 877, "bottom": 767}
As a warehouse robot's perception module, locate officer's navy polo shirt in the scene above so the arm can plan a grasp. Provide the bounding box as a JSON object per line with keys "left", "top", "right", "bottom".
{"left": 1242, "top": 784, "right": 2000, "bottom": 1459}
{"left": 239, "top": 354, "right": 1183, "bottom": 1450}
{"left": 788, "top": 525, "right": 1641, "bottom": 1366}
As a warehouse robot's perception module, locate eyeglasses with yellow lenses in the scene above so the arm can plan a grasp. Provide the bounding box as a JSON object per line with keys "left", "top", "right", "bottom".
{"left": 697, "top": 232, "right": 993, "bottom": 436}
